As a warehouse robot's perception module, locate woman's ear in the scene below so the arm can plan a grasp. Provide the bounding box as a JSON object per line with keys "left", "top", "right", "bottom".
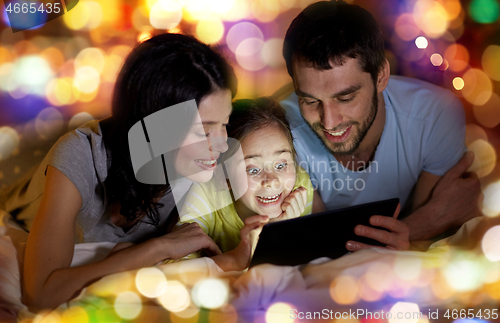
{"left": 376, "top": 58, "right": 391, "bottom": 93}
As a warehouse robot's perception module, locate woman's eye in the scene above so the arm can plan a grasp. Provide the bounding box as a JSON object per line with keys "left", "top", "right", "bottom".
{"left": 196, "top": 132, "right": 209, "bottom": 138}
{"left": 275, "top": 162, "right": 287, "bottom": 171}
{"left": 246, "top": 167, "right": 261, "bottom": 175}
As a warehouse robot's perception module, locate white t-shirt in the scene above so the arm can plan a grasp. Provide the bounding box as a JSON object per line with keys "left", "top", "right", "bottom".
{"left": 281, "top": 75, "right": 466, "bottom": 211}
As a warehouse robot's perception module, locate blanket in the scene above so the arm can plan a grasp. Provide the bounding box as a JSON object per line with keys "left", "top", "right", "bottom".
{"left": 2, "top": 211, "right": 500, "bottom": 323}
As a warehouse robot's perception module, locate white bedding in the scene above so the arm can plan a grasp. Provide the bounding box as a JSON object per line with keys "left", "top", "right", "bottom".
{"left": 1, "top": 211, "right": 499, "bottom": 323}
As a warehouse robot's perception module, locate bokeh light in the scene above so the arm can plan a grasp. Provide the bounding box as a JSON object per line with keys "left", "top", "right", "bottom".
{"left": 251, "top": 0, "right": 279, "bottom": 22}
{"left": 12, "top": 55, "right": 53, "bottom": 95}
{"left": 395, "top": 13, "right": 421, "bottom": 41}
{"left": 149, "top": 0, "right": 183, "bottom": 30}
{"left": 473, "top": 93, "right": 500, "bottom": 128}
{"left": 191, "top": 278, "right": 229, "bottom": 309}
{"left": 114, "top": 291, "right": 142, "bottom": 320}
{"left": 68, "top": 112, "right": 94, "bottom": 130}
{"left": 482, "top": 226, "right": 500, "bottom": 261}
{"left": 469, "top": 0, "right": 500, "bottom": 23}
{"left": 261, "top": 38, "right": 284, "bottom": 67}
{"left": 63, "top": 1, "right": 103, "bottom": 30}
{"left": 195, "top": 18, "right": 224, "bottom": 44}
{"left": 467, "top": 139, "right": 496, "bottom": 178}
{"left": 208, "top": 304, "right": 238, "bottom": 323}
{"left": 265, "top": 302, "right": 294, "bottom": 323}
{"left": 0, "top": 127, "right": 20, "bottom": 161}
{"left": 413, "top": 1, "right": 448, "bottom": 38}
{"left": 444, "top": 257, "right": 485, "bottom": 291}
{"left": 461, "top": 68, "right": 493, "bottom": 105}
{"left": 74, "top": 66, "right": 100, "bottom": 93}
{"left": 35, "top": 107, "right": 64, "bottom": 140}
{"left": 158, "top": 280, "right": 190, "bottom": 313}
{"left": 430, "top": 53, "right": 443, "bottom": 66}
{"left": 415, "top": 36, "right": 428, "bottom": 49}
{"left": 236, "top": 38, "right": 266, "bottom": 71}
{"left": 394, "top": 255, "right": 423, "bottom": 281}
{"left": 389, "top": 302, "right": 421, "bottom": 323}
{"left": 452, "top": 77, "right": 464, "bottom": 90}
{"left": 482, "top": 45, "right": 500, "bottom": 81}
{"left": 61, "top": 306, "right": 89, "bottom": 323}
{"left": 226, "top": 22, "right": 263, "bottom": 53}
{"left": 444, "top": 44, "right": 469, "bottom": 72}
{"left": 75, "top": 48, "right": 105, "bottom": 74}
{"left": 329, "top": 275, "right": 359, "bottom": 305}
{"left": 135, "top": 267, "right": 168, "bottom": 298}
{"left": 482, "top": 181, "right": 500, "bottom": 217}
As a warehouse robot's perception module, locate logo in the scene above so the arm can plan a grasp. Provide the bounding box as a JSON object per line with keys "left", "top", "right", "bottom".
{"left": 3, "top": 0, "right": 79, "bottom": 33}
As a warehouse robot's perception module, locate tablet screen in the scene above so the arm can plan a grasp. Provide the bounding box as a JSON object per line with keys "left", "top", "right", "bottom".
{"left": 249, "top": 198, "right": 400, "bottom": 267}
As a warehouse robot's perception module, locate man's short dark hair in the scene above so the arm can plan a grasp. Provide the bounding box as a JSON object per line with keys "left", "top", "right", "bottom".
{"left": 283, "top": 0, "right": 385, "bottom": 81}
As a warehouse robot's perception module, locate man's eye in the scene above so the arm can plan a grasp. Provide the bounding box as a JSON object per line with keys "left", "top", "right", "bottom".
{"left": 246, "top": 168, "right": 261, "bottom": 175}
{"left": 275, "top": 162, "right": 287, "bottom": 171}
{"left": 304, "top": 100, "right": 318, "bottom": 105}
{"left": 338, "top": 96, "right": 354, "bottom": 103}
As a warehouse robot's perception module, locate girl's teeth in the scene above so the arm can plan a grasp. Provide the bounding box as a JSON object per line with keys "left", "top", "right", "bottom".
{"left": 327, "top": 129, "right": 347, "bottom": 136}
{"left": 257, "top": 193, "right": 281, "bottom": 203}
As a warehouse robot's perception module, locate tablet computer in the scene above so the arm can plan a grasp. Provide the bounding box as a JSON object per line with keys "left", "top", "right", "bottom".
{"left": 249, "top": 198, "right": 399, "bottom": 268}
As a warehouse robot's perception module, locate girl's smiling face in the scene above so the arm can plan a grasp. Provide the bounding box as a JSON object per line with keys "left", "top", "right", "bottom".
{"left": 234, "top": 125, "right": 296, "bottom": 219}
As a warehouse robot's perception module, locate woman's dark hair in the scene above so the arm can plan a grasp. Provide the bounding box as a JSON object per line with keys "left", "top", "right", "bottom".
{"left": 283, "top": 0, "right": 385, "bottom": 82}
{"left": 102, "top": 33, "right": 237, "bottom": 227}
{"left": 225, "top": 97, "right": 296, "bottom": 163}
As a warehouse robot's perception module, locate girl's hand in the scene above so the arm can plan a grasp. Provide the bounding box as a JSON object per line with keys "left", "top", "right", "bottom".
{"left": 272, "top": 186, "right": 308, "bottom": 222}
{"left": 228, "top": 215, "right": 269, "bottom": 270}
{"left": 158, "top": 223, "right": 222, "bottom": 260}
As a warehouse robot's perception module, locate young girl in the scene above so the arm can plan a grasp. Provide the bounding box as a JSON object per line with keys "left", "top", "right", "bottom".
{"left": 0, "top": 33, "right": 237, "bottom": 311}
{"left": 178, "top": 97, "right": 325, "bottom": 271}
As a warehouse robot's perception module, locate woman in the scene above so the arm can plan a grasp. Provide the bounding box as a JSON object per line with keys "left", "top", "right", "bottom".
{"left": 1, "top": 33, "right": 237, "bottom": 311}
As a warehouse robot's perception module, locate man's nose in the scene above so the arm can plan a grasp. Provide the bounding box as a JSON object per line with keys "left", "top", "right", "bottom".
{"left": 321, "top": 102, "right": 343, "bottom": 130}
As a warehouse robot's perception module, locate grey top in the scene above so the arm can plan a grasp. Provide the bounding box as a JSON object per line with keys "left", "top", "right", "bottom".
{"left": 0, "top": 120, "right": 181, "bottom": 243}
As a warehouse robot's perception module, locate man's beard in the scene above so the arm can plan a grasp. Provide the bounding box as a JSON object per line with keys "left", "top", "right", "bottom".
{"left": 304, "top": 87, "right": 379, "bottom": 157}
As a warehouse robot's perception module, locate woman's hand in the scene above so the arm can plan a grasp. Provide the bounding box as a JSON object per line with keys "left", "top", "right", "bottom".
{"left": 212, "top": 215, "right": 268, "bottom": 271}
{"left": 271, "top": 186, "right": 307, "bottom": 222}
{"left": 158, "top": 223, "right": 222, "bottom": 260}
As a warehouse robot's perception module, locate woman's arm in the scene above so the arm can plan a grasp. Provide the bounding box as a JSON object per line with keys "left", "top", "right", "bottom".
{"left": 23, "top": 166, "right": 220, "bottom": 312}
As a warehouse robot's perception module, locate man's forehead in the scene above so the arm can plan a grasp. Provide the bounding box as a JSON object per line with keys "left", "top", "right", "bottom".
{"left": 292, "top": 56, "right": 363, "bottom": 73}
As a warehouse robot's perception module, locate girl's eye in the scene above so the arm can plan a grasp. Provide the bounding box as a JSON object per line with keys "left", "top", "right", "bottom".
{"left": 275, "top": 162, "right": 287, "bottom": 171}
{"left": 246, "top": 167, "right": 261, "bottom": 176}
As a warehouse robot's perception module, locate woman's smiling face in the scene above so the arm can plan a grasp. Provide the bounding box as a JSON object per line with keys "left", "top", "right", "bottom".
{"left": 234, "top": 125, "right": 296, "bottom": 219}
{"left": 174, "top": 89, "right": 232, "bottom": 183}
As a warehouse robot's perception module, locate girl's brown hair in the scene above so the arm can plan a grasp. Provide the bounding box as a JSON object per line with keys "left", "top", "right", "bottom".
{"left": 225, "top": 97, "right": 296, "bottom": 162}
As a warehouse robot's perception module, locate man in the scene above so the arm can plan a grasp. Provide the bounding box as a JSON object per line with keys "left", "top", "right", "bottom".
{"left": 280, "top": 0, "right": 482, "bottom": 250}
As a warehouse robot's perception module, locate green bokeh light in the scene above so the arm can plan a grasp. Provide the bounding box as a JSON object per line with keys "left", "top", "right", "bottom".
{"left": 469, "top": 0, "right": 500, "bottom": 24}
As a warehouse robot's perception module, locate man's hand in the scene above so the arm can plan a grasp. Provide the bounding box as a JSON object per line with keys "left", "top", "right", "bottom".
{"left": 404, "top": 151, "right": 483, "bottom": 241}
{"left": 271, "top": 186, "right": 308, "bottom": 221}
{"left": 346, "top": 204, "right": 410, "bottom": 251}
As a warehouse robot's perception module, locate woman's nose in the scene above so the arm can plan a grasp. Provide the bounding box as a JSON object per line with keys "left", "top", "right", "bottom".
{"left": 208, "top": 136, "right": 228, "bottom": 153}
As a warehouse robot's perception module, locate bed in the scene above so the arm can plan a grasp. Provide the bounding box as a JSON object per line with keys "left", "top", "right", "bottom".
{"left": 1, "top": 121, "right": 499, "bottom": 323}
{"left": 1, "top": 210, "right": 500, "bottom": 323}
